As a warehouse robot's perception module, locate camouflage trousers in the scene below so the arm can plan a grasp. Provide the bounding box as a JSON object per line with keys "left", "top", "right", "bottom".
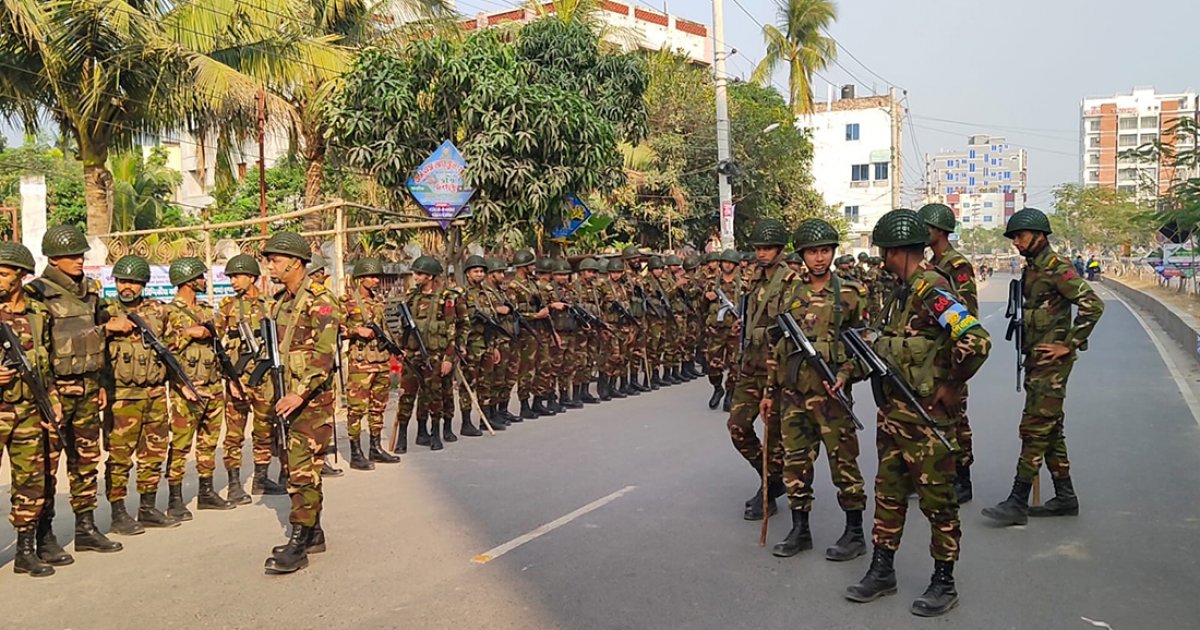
{"left": 223, "top": 383, "right": 272, "bottom": 470}
{"left": 626, "top": 319, "right": 647, "bottom": 373}
{"left": 1016, "top": 361, "right": 1076, "bottom": 481}
{"left": 432, "top": 372, "right": 454, "bottom": 421}
{"left": 727, "top": 373, "right": 784, "bottom": 478}
{"left": 663, "top": 314, "right": 686, "bottom": 365}
{"left": 579, "top": 331, "right": 601, "bottom": 383}
{"left": 706, "top": 327, "right": 740, "bottom": 390}
{"left": 167, "top": 382, "right": 226, "bottom": 484}
{"left": 0, "top": 402, "right": 47, "bottom": 531}
{"left": 956, "top": 385, "right": 974, "bottom": 468}
{"left": 872, "top": 413, "right": 960, "bottom": 562}
{"left": 287, "top": 391, "right": 334, "bottom": 527}
{"left": 515, "top": 332, "right": 540, "bottom": 399}
{"left": 106, "top": 394, "right": 169, "bottom": 500}
{"left": 392, "top": 362, "right": 448, "bottom": 448}
{"left": 346, "top": 369, "right": 390, "bottom": 439}
{"left": 779, "top": 388, "right": 866, "bottom": 512}
{"left": 645, "top": 316, "right": 666, "bottom": 371}
{"left": 537, "top": 327, "right": 565, "bottom": 394}
{"left": 461, "top": 341, "right": 494, "bottom": 410}
{"left": 601, "top": 326, "right": 628, "bottom": 377}
{"left": 494, "top": 338, "right": 516, "bottom": 407}
{"left": 45, "top": 378, "right": 103, "bottom": 515}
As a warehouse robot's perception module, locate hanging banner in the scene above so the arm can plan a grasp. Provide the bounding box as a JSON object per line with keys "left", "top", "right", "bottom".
{"left": 406, "top": 140, "right": 474, "bottom": 229}
{"left": 549, "top": 195, "right": 593, "bottom": 240}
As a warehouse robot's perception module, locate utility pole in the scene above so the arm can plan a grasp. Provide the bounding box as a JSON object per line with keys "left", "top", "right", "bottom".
{"left": 713, "top": 0, "right": 735, "bottom": 250}
{"left": 924, "top": 152, "right": 931, "bottom": 203}
{"left": 890, "top": 87, "right": 902, "bottom": 209}
{"left": 257, "top": 88, "right": 268, "bottom": 236}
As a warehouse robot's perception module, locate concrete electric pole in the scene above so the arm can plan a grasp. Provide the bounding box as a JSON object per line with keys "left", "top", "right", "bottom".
{"left": 713, "top": 0, "right": 735, "bottom": 250}
{"left": 890, "top": 87, "right": 902, "bottom": 210}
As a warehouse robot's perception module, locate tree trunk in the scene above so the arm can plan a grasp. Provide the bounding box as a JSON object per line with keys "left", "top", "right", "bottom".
{"left": 82, "top": 151, "right": 113, "bottom": 235}
{"left": 302, "top": 129, "right": 327, "bottom": 231}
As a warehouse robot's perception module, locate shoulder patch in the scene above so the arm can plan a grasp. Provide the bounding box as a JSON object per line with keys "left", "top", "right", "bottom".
{"left": 1062, "top": 268, "right": 1077, "bottom": 281}
{"left": 928, "top": 288, "right": 980, "bottom": 340}
{"left": 318, "top": 304, "right": 333, "bottom": 317}
{"left": 956, "top": 271, "right": 971, "bottom": 284}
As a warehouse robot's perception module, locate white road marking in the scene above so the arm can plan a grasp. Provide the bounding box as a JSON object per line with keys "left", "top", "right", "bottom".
{"left": 1100, "top": 286, "right": 1200, "bottom": 427}
{"left": 471, "top": 485, "right": 638, "bottom": 564}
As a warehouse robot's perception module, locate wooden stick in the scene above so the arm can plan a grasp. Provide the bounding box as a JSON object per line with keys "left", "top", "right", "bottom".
{"left": 759, "top": 409, "right": 770, "bottom": 547}
{"left": 454, "top": 365, "right": 496, "bottom": 436}
{"left": 1032, "top": 469, "right": 1042, "bottom": 507}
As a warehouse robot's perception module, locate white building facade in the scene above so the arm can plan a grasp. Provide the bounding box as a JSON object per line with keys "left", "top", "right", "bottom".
{"left": 1080, "top": 87, "right": 1198, "bottom": 199}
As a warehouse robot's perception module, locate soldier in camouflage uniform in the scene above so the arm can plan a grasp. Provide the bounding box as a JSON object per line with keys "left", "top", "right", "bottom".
{"left": 785, "top": 250, "right": 805, "bottom": 275}
{"left": 598, "top": 258, "right": 634, "bottom": 398}
{"left": 102, "top": 255, "right": 180, "bottom": 535}
{"left": 767, "top": 220, "right": 869, "bottom": 562}
{"left": 508, "top": 251, "right": 552, "bottom": 417}
{"left": 163, "top": 258, "right": 237, "bottom": 517}
{"left": 845, "top": 209, "right": 991, "bottom": 618}
{"left": 216, "top": 254, "right": 287, "bottom": 500}
{"left": 306, "top": 256, "right": 343, "bottom": 478}
{"left": 0, "top": 242, "right": 61, "bottom": 577}
{"left": 260, "top": 232, "right": 338, "bottom": 574}
{"left": 484, "top": 258, "right": 520, "bottom": 426}
{"left": 643, "top": 256, "right": 672, "bottom": 388}
{"left": 341, "top": 257, "right": 402, "bottom": 468}
{"left": 681, "top": 254, "right": 705, "bottom": 379}
{"left": 546, "top": 259, "right": 583, "bottom": 409}
{"left": 730, "top": 220, "right": 793, "bottom": 521}
{"left": 573, "top": 258, "right": 605, "bottom": 404}
{"left": 533, "top": 259, "right": 569, "bottom": 412}
{"left": 434, "top": 277, "right": 468, "bottom": 442}
{"left": 31, "top": 225, "right": 123, "bottom": 564}
{"left": 920, "top": 203, "right": 979, "bottom": 504}
{"left": 457, "top": 255, "right": 500, "bottom": 435}
{"left": 982, "top": 208, "right": 1104, "bottom": 526}
{"left": 391, "top": 256, "right": 461, "bottom": 453}
{"left": 661, "top": 255, "right": 688, "bottom": 384}
{"left": 620, "top": 246, "right": 652, "bottom": 395}
{"left": 704, "top": 250, "right": 743, "bottom": 412}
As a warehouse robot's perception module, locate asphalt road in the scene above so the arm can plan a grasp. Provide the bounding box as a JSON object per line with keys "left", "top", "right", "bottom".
{"left": 1, "top": 274, "right": 1198, "bottom": 630}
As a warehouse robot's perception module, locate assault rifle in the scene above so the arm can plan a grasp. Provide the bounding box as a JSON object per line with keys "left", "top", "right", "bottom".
{"left": 1005, "top": 278, "right": 1025, "bottom": 392}
{"left": 0, "top": 321, "right": 56, "bottom": 425}
{"left": 737, "top": 293, "right": 750, "bottom": 354}
{"left": 394, "top": 302, "right": 432, "bottom": 373}
{"left": 501, "top": 299, "right": 530, "bottom": 338}
{"left": 530, "top": 293, "right": 563, "bottom": 348}
{"left": 610, "top": 300, "right": 640, "bottom": 327}
{"left": 566, "top": 303, "right": 611, "bottom": 332}
{"left": 715, "top": 286, "right": 742, "bottom": 323}
{"left": 840, "top": 328, "right": 954, "bottom": 451}
{"left": 633, "top": 284, "right": 666, "bottom": 319}
{"left": 256, "top": 318, "right": 332, "bottom": 462}
{"left": 202, "top": 322, "right": 245, "bottom": 397}
{"left": 653, "top": 285, "right": 673, "bottom": 316}
{"left": 776, "top": 313, "right": 862, "bottom": 430}
{"left": 127, "top": 313, "right": 204, "bottom": 402}
{"left": 233, "top": 321, "right": 259, "bottom": 375}
{"left": 473, "top": 310, "right": 515, "bottom": 341}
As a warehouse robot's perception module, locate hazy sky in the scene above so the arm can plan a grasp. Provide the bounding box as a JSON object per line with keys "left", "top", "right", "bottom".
{"left": 457, "top": 0, "right": 1200, "bottom": 209}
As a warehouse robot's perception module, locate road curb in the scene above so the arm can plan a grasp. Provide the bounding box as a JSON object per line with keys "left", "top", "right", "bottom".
{"left": 1102, "top": 276, "right": 1200, "bottom": 369}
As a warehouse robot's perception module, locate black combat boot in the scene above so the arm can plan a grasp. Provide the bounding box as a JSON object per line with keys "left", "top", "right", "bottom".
{"left": 649, "top": 368, "right": 662, "bottom": 389}
{"left": 252, "top": 463, "right": 287, "bottom": 495}
{"left": 489, "top": 405, "right": 511, "bottom": 429}
{"left": 708, "top": 382, "right": 725, "bottom": 410}
{"left": 14, "top": 529, "right": 55, "bottom": 577}
{"left": 845, "top": 546, "right": 898, "bottom": 603}
{"left": 597, "top": 376, "right": 612, "bottom": 401}
{"left": 911, "top": 560, "right": 958, "bottom": 617}
{"left": 637, "top": 369, "right": 653, "bottom": 392}
{"left": 771, "top": 509, "right": 813, "bottom": 557}
{"left": 1029, "top": 476, "right": 1079, "bottom": 517}
{"left": 370, "top": 435, "right": 401, "bottom": 463}
{"left": 321, "top": 461, "right": 344, "bottom": 477}
{"left": 264, "top": 524, "right": 310, "bottom": 575}
{"left": 138, "top": 492, "right": 180, "bottom": 528}
{"left": 547, "top": 392, "right": 565, "bottom": 413}
{"left": 500, "top": 402, "right": 521, "bottom": 424}
{"left": 73, "top": 511, "right": 123, "bottom": 552}
{"left": 826, "top": 510, "right": 867, "bottom": 561}
{"left": 442, "top": 416, "right": 458, "bottom": 442}
{"left": 197, "top": 477, "right": 235, "bottom": 511}
{"left": 981, "top": 477, "right": 1033, "bottom": 526}
{"left": 415, "top": 417, "right": 432, "bottom": 447}
{"left": 683, "top": 362, "right": 700, "bottom": 380}
{"left": 521, "top": 398, "right": 538, "bottom": 419}
{"left": 35, "top": 516, "right": 73, "bottom": 566}
{"left": 955, "top": 462, "right": 973, "bottom": 505}
{"left": 109, "top": 500, "right": 145, "bottom": 536}
{"left": 226, "top": 468, "right": 252, "bottom": 506}
{"left": 429, "top": 419, "right": 444, "bottom": 451}
{"left": 742, "top": 480, "right": 781, "bottom": 521}
{"left": 611, "top": 374, "right": 628, "bottom": 399}
{"left": 272, "top": 515, "right": 326, "bottom": 554}
{"left": 561, "top": 387, "right": 583, "bottom": 409}
{"left": 460, "top": 411, "right": 483, "bottom": 437}
{"left": 580, "top": 381, "right": 599, "bottom": 404}
{"left": 395, "top": 422, "right": 409, "bottom": 454}
{"left": 166, "top": 483, "right": 193, "bottom": 522}
{"left": 722, "top": 390, "right": 732, "bottom": 412}
{"left": 532, "top": 396, "right": 553, "bottom": 416}
{"left": 349, "top": 436, "right": 374, "bottom": 470}
{"left": 626, "top": 371, "right": 642, "bottom": 395}
{"left": 669, "top": 366, "right": 683, "bottom": 384}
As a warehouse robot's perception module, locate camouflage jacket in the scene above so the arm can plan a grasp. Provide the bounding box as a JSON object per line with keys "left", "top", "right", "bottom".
{"left": 270, "top": 278, "right": 338, "bottom": 399}
{"left": 547, "top": 280, "right": 578, "bottom": 333}
{"left": 645, "top": 273, "right": 675, "bottom": 318}
{"left": 29, "top": 266, "right": 107, "bottom": 393}
{"left": 1022, "top": 243, "right": 1104, "bottom": 355}
{"left": 0, "top": 295, "right": 60, "bottom": 409}
{"left": 164, "top": 297, "right": 220, "bottom": 387}
{"left": 742, "top": 259, "right": 796, "bottom": 375}
{"left": 597, "top": 276, "right": 631, "bottom": 326}
{"left": 705, "top": 272, "right": 745, "bottom": 330}
{"left": 874, "top": 261, "right": 991, "bottom": 426}
{"left": 104, "top": 297, "right": 168, "bottom": 398}
{"left": 215, "top": 290, "right": 271, "bottom": 377}
{"left": 508, "top": 274, "right": 542, "bottom": 321}
{"left": 461, "top": 280, "right": 500, "bottom": 349}
{"left": 341, "top": 287, "right": 391, "bottom": 371}
{"left": 933, "top": 246, "right": 978, "bottom": 317}
{"left": 574, "top": 277, "right": 603, "bottom": 320}
{"left": 481, "top": 278, "right": 517, "bottom": 338}
{"left": 400, "top": 286, "right": 462, "bottom": 360}
{"left": 769, "top": 272, "right": 868, "bottom": 393}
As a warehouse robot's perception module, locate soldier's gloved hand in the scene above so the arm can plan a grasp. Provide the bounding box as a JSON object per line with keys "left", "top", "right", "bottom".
{"left": 0, "top": 366, "right": 15, "bottom": 386}
{"left": 440, "top": 360, "right": 453, "bottom": 377}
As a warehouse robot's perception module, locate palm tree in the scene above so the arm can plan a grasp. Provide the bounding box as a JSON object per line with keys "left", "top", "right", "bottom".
{"left": 0, "top": 0, "right": 344, "bottom": 234}
{"left": 750, "top": 0, "right": 838, "bottom": 116}
{"left": 109, "top": 148, "right": 183, "bottom": 232}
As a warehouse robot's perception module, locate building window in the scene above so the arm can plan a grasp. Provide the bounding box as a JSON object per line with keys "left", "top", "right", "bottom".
{"left": 1088, "top": 120, "right": 1100, "bottom": 132}
{"left": 969, "top": 149, "right": 976, "bottom": 159}
{"left": 1003, "top": 185, "right": 1011, "bottom": 193}
{"left": 961, "top": 215, "right": 971, "bottom": 223}
{"left": 969, "top": 176, "right": 975, "bottom": 186}
{"left": 1087, "top": 170, "right": 1100, "bottom": 181}
{"left": 1118, "top": 134, "right": 1138, "bottom": 148}
{"left": 947, "top": 173, "right": 954, "bottom": 181}
{"left": 969, "top": 163, "right": 976, "bottom": 173}
{"left": 1118, "top": 117, "right": 1137, "bottom": 130}
{"left": 1140, "top": 116, "right": 1157, "bottom": 128}
{"left": 1088, "top": 135, "right": 1101, "bottom": 148}
{"left": 946, "top": 159, "right": 954, "bottom": 167}
{"left": 844, "top": 205, "right": 859, "bottom": 221}
{"left": 851, "top": 164, "right": 869, "bottom": 181}
{"left": 1117, "top": 184, "right": 1137, "bottom": 194}
{"left": 845, "top": 123, "right": 860, "bottom": 141}
{"left": 873, "top": 162, "right": 889, "bottom": 180}
{"left": 1005, "top": 171, "right": 1012, "bottom": 180}
{"left": 983, "top": 215, "right": 993, "bottom": 223}
{"left": 946, "top": 187, "right": 954, "bottom": 195}
{"left": 984, "top": 201, "right": 994, "bottom": 208}
{"left": 1141, "top": 132, "right": 1158, "bottom": 144}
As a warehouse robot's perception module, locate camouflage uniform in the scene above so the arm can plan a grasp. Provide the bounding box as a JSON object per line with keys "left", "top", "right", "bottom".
{"left": 598, "top": 271, "right": 635, "bottom": 383}
{"left": 341, "top": 288, "right": 392, "bottom": 441}
{"left": 508, "top": 274, "right": 543, "bottom": 402}
{"left": 622, "top": 273, "right": 649, "bottom": 381}
{"left": 536, "top": 277, "right": 561, "bottom": 398}
{"left": 547, "top": 276, "right": 579, "bottom": 396}
{"left": 482, "top": 275, "right": 518, "bottom": 414}
{"left": 163, "top": 298, "right": 228, "bottom": 485}
{"left": 461, "top": 278, "right": 501, "bottom": 411}
{"left": 0, "top": 298, "right": 56, "bottom": 532}
{"left": 215, "top": 291, "right": 273, "bottom": 472}
{"left": 575, "top": 273, "right": 605, "bottom": 389}
{"left": 931, "top": 246, "right": 978, "bottom": 469}
{"left": 705, "top": 271, "right": 744, "bottom": 391}
{"left": 871, "top": 261, "right": 990, "bottom": 562}
{"left": 393, "top": 285, "right": 461, "bottom": 443}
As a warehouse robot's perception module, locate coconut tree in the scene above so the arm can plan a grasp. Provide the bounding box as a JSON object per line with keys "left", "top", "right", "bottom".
{"left": 750, "top": 0, "right": 838, "bottom": 116}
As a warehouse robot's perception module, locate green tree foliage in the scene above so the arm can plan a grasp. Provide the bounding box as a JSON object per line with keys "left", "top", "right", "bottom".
{"left": 0, "top": 140, "right": 86, "bottom": 232}
{"left": 109, "top": 148, "right": 184, "bottom": 232}
{"left": 1121, "top": 116, "right": 1200, "bottom": 238}
{"left": 1050, "top": 183, "right": 1154, "bottom": 253}
{"left": 957, "top": 226, "right": 1007, "bottom": 255}
{"left": 751, "top": 0, "right": 838, "bottom": 115}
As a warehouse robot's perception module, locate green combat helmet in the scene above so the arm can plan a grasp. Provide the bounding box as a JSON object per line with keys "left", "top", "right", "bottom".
{"left": 535, "top": 258, "right": 555, "bottom": 274}
{"left": 683, "top": 254, "right": 701, "bottom": 270}
{"left": 486, "top": 258, "right": 507, "bottom": 274}
{"left": 665, "top": 254, "right": 683, "bottom": 267}
{"left": 872, "top": 208, "right": 928, "bottom": 249}
{"left": 1004, "top": 207, "right": 1052, "bottom": 238}
{"left": 858, "top": 252, "right": 869, "bottom": 261}
{"left": 577, "top": 258, "right": 599, "bottom": 272}
{"left": 606, "top": 258, "right": 624, "bottom": 273}
{"left": 262, "top": 232, "right": 312, "bottom": 262}
{"left": 553, "top": 259, "right": 572, "bottom": 274}
{"left": 741, "top": 251, "right": 755, "bottom": 263}
{"left": 718, "top": 249, "right": 741, "bottom": 264}
{"left": 0, "top": 242, "right": 37, "bottom": 273}
{"left": 169, "top": 257, "right": 207, "bottom": 287}
{"left": 646, "top": 256, "right": 665, "bottom": 270}
{"left": 411, "top": 255, "right": 443, "bottom": 276}
{"left": 353, "top": 257, "right": 385, "bottom": 278}
{"left": 512, "top": 249, "right": 535, "bottom": 268}
{"left": 793, "top": 218, "right": 840, "bottom": 251}
{"left": 749, "top": 218, "right": 789, "bottom": 247}
{"left": 621, "top": 245, "right": 644, "bottom": 260}
{"left": 702, "top": 251, "right": 715, "bottom": 264}
{"left": 225, "top": 254, "right": 260, "bottom": 277}
{"left": 112, "top": 255, "right": 151, "bottom": 283}
{"left": 785, "top": 251, "right": 803, "bottom": 264}
{"left": 463, "top": 255, "right": 486, "bottom": 272}
{"left": 918, "top": 203, "right": 958, "bottom": 233}
{"left": 42, "top": 224, "right": 89, "bottom": 257}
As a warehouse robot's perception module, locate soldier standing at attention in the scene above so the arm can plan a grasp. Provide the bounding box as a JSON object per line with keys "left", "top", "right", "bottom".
{"left": 261, "top": 232, "right": 338, "bottom": 574}
{"left": 730, "top": 220, "right": 793, "bottom": 520}
{"left": 102, "top": 255, "right": 180, "bottom": 533}
{"left": 574, "top": 258, "right": 604, "bottom": 403}
{"left": 306, "top": 256, "right": 343, "bottom": 478}
{"left": 704, "top": 250, "right": 743, "bottom": 413}
{"left": 982, "top": 208, "right": 1104, "bottom": 526}
{"left": 393, "top": 256, "right": 458, "bottom": 452}
{"left": 844, "top": 209, "right": 990, "bottom": 617}
{"left": 0, "top": 243, "right": 62, "bottom": 577}
{"left": 598, "top": 258, "right": 633, "bottom": 398}
{"left": 458, "top": 255, "right": 499, "bottom": 434}
{"left": 919, "top": 203, "right": 979, "bottom": 504}
{"left": 766, "top": 220, "right": 868, "bottom": 561}
{"left": 508, "top": 250, "right": 551, "bottom": 417}
{"left": 31, "top": 225, "right": 123, "bottom": 564}
{"left": 163, "top": 258, "right": 237, "bottom": 517}
{"left": 483, "top": 258, "right": 519, "bottom": 426}
{"left": 547, "top": 260, "right": 582, "bottom": 409}
{"left": 341, "top": 257, "right": 402, "bottom": 469}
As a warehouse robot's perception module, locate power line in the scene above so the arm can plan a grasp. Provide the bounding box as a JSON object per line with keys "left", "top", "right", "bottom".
{"left": 819, "top": 27, "right": 899, "bottom": 90}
